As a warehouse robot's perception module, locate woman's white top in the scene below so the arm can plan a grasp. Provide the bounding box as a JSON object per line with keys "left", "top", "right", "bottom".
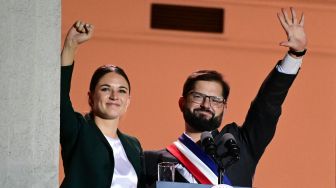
{"left": 105, "top": 136, "right": 138, "bottom": 188}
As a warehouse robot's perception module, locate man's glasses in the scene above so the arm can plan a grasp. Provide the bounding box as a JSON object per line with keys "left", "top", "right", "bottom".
{"left": 188, "top": 91, "right": 226, "bottom": 108}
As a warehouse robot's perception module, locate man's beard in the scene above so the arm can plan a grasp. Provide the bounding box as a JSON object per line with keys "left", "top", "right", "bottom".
{"left": 183, "top": 107, "right": 223, "bottom": 132}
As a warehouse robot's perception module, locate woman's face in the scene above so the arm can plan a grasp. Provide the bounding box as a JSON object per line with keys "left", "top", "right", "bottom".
{"left": 89, "top": 72, "right": 130, "bottom": 120}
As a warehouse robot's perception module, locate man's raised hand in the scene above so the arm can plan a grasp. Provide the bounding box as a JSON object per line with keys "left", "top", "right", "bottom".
{"left": 277, "top": 7, "right": 307, "bottom": 52}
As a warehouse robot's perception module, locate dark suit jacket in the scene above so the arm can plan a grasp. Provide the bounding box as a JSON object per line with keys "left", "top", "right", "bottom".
{"left": 145, "top": 64, "right": 298, "bottom": 187}
{"left": 60, "top": 65, "right": 145, "bottom": 188}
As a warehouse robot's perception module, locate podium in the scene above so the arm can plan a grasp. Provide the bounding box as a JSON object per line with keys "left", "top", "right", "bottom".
{"left": 157, "top": 181, "right": 211, "bottom": 188}
{"left": 156, "top": 181, "right": 251, "bottom": 188}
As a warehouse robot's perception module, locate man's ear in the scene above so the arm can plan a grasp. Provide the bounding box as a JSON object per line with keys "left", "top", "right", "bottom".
{"left": 224, "top": 102, "right": 228, "bottom": 109}
{"left": 178, "top": 97, "right": 185, "bottom": 112}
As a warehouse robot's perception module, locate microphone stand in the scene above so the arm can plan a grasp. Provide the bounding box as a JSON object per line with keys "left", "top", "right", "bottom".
{"left": 212, "top": 154, "right": 226, "bottom": 184}
{"left": 215, "top": 154, "right": 240, "bottom": 184}
{"left": 217, "top": 159, "right": 225, "bottom": 185}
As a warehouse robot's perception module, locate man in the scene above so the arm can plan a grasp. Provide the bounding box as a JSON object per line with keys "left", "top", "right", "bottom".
{"left": 145, "top": 7, "right": 307, "bottom": 187}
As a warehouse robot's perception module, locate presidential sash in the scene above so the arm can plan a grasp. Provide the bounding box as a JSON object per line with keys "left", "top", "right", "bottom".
{"left": 166, "top": 133, "right": 231, "bottom": 185}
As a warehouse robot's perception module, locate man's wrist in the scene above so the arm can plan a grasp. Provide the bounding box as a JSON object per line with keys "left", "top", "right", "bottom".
{"left": 277, "top": 53, "right": 302, "bottom": 74}
{"left": 288, "top": 48, "right": 307, "bottom": 58}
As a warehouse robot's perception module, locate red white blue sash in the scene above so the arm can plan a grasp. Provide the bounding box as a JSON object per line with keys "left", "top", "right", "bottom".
{"left": 166, "top": 133, "right": 231, "bottom": 185}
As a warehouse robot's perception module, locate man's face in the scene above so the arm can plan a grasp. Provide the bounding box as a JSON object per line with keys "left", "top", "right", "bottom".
{"left": 180, "top": 80, "right": 226, "bottom": 132}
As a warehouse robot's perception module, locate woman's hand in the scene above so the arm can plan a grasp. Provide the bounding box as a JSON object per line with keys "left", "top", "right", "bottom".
{"left": 61, "top": 20, "right": 94, "bottom": 66}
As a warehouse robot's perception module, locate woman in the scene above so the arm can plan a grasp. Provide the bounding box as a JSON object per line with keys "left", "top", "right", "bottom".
{"left": 60, "top": 21, "right": 145, "bottom": 188}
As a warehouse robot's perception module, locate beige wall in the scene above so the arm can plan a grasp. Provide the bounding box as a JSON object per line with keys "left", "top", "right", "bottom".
{"left": 61, "top": 0, "right": 336, "bottom": 187}
{"left": 0, "top": 1, "right": 60, "bottom": 187}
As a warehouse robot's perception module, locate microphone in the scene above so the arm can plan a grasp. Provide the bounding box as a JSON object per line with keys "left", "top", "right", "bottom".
{"left": 200, "top": 132, "right": 217, "bottom": 159}
{"left": 222, "top": 133, "right": 240, "bottom": 161}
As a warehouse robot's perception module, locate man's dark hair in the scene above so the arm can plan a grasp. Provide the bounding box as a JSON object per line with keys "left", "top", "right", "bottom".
{"left": 89, "top": 64, "right": 131, "bottom": 94}
{"left": 182, "top": 70, "right": 230, "bottom": 101}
